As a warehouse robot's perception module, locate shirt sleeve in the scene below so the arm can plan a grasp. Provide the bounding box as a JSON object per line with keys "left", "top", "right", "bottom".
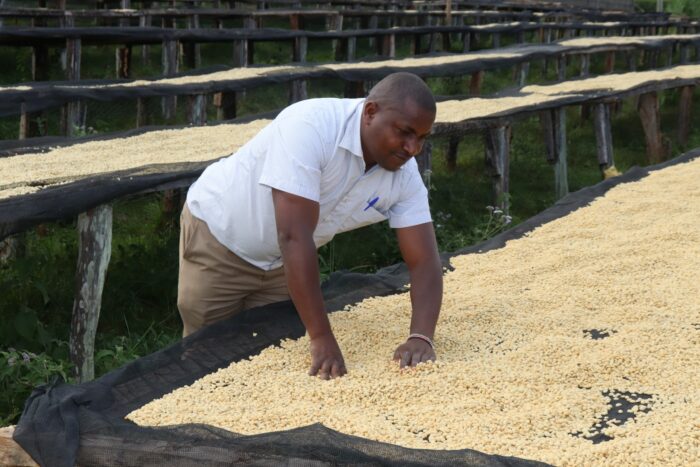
{"left": 258, "top": 116, "right": 326, "bottom": 202}
{"left": 387, "top": 163, "right": 433, "bottom": 229}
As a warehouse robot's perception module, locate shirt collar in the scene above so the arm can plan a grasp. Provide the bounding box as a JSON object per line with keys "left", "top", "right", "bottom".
{"left": 338, "top": 98, "right": 365, "bottom": 159}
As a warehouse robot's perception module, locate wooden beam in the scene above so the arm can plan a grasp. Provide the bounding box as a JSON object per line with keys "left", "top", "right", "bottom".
{"left": 484, "top": 125, "right": 511, "bottom": 212}
{"left": 593, "top": 103, "right": 617, "bottom": 178}
{"left": 0, "top": 427, "right": 37, "bottom": 467}
{"left": 677, "top": 85, "right": 694, "bottom": 147}
{"left": 604, "top": 51, "right": 615, "bottom": 74}
{"left": 638, "top": 92, "right": 666, "bottom": 164}
{"left": 70, "top": 204, "right": 112, "bottom": 383}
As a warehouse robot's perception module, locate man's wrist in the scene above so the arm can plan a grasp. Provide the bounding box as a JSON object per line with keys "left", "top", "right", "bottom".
{"left": 407, "top": 333, "right": 434, "bottom": 350}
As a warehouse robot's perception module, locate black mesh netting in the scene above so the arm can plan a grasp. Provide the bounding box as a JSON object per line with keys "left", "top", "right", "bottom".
{"left": 12, "top": 148, "right": 700, "bottom": 466}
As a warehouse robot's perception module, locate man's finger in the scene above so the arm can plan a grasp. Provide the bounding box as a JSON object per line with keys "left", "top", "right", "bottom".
{"left": 400, "top": 350, "right": 411, "bottom": 368}
{"left": 318, "top": 359, "right": 332, "bottom": 380}
{"left": 308, "top": 360, "right": 321, "bottom": 376}
{"left": 410, "top": 351, "right": 422, "bottom": 367}
{"left": 330, "top": 361, "right": 345, "bottom": 378}
{"left": 393, "top": 348, "right": 402, "bottom": 361}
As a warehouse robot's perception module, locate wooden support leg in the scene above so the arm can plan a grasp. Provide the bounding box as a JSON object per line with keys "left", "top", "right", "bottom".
{"left": 381, "top": 34, "right": 396, "bottom": 58}
{"left": 70, "top": 204, "right": 112, "bottom": 383}
{"left": 677, "top": 85, "right": 694, "bottom": 147}
{"left": 368, "top": 15, "right": 378, "bottom": 48}
{"left": 556, "top": 55, "right": 567, "bottom": 81}
{"left": 593, "top": 103, "right": 618, "bottom": 178}
{"left": 580, "top": 54, "right": 590, "bottom": 77}
{"left": 492, "top": 33, "right": 500, "bottom": 49}
{"left": 541, "top": 108, "right": 569, "bottom": 198}
{"left": 116, "top": 45, "right": 132, "bottom": 79}
{"left": 140, "top": 14, "right": 151, "bottom": 66}
{"left": 187, "top": 94, "right": 207, "bottom": 125}
{"left": 415, "top": 141, "right": 432, "bottom": 188}
{"left": 604, "top": 51, "right": 615, "bottom": 74}
{"left": 515, "top": 61, "right": 529, "bottom": 87}
{"left": 161, "top": 39, "right": 178, "bottom": 120}
{"left": 484, "top": 125, "right": 511, "bottom": 212}
{"left": 344, "top": 80, "right": 365, "bottom": 98}
{"left": 638, "top": 92, "right": 666, "bottom": 164}
{"left": 554, "top": 108, "right": 568, "bottom": 199}
{"left": 446, "top": 135, "right": 460, "bottom": 172}
{"left": 290, "top": 36, "right": 308, "bottom": 103}
{"left": 680, "top": 45, "right": 689, "bottom": 64}
{"left": 214, "top": 91, "right": 237, "bottom": 120}
{"left": 469, "top": 70, "right": 485, "bottom": 97}
{"left": 136, "top": 97, "right": 148, "bottom": 127}
{"left": 462, "top": 29, "right": 471, "bottom": 52}
{"left": 347, "top": 37, "right": 356, "bottom": 61}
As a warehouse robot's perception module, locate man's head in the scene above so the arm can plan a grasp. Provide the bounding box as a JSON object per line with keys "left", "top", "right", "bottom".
{"left": 360, "top": 72, "right": 436, "bottom": 172}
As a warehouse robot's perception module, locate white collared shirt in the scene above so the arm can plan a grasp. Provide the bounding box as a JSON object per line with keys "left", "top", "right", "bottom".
{"left": 186, "top": 97, "right": 432, "bottom": 270}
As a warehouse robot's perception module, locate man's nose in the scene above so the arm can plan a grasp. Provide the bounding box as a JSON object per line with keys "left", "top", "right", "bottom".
{"left": 404, "top": 136, "right": 421, "bottom": 156}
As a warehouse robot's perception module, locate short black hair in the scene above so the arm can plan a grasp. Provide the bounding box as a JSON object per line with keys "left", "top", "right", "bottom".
{"left": 366, "top": 72, "right": 436, "bottom": 114}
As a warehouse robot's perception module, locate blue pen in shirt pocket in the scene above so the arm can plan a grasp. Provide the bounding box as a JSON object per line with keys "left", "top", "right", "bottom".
{"left": 364, "top": 196, "right": 379, "bottom": 211}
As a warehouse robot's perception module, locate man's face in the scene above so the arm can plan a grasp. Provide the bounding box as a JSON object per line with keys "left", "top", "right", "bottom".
{"left": 361, "top": 98, "right": 435, "bottom": 172}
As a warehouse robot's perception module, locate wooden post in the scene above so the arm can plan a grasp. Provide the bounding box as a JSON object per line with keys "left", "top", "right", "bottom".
{"left": 554, "top": 108, "right": 568, "bottom": 199}
{"left": 368, "top": 15, "right": 378, "bottom": 48}
{"left": 347, "top": 36, "right": 356, "bottom": 61}
{"left": 580, "top": 54, "right": 590, "bottom": 77}
{"left": 680, "top": 45, "right": 690, "bottom": 64}
{"left": 541, "top": 108, "right": 568, "bottom": 198}
{"left": 557, "top": 55, "right": 566, "bottom": 81}
{"left": 462, "top": 28, "right": 471, "bottom": 52}
{"left": 62, "top": 37, "right": 84, "bottom": 137}
{"left": 638, "top": 92, "right": 666, "bottom": 164}
{"left": 604, "top": 51, "right": 615, "bottom": 74}
{"left": 70, "top": 204, "right": 112, "bottom": 383}
{"left": 214, "top": 91, "right": 237, "bottom": 120}
{"left": 161, "top": 39, "right": 178, "bottom": 120}
{"left": 140, "top": 14, "right": 151, "bottom": 66}
{"left": 415, "top": 141, "right": 432, "bottom": 188}
{"left": 244, "top": 17, "right": 256, "bottom": 65}
{"left": 116, "top": 45, "right": 132, "bottom": 78}
{"left": 290, "top": 36, "right": 308, "bottom": 103}
{"left": 593, "top": 103, "right": 617, "bottom": 178}
{"left": 515, "top": 62, "right": 530, "bottom": 87}
{"left": 677, "top": 85, "right": 694, "bottom": 147}
{"left": 492, "top": 33, "right": 501, "bottom": 49}
{"left": 484, "top": 125, "right": 511, "bottom": 212}
{"left": 626, "top": 50, "right": 637, "bottom": 71}
{"left": 381, "top": 33, "right": 396, "bottom": 58}
{"left": 446, "top": 135, "right": 460, "bottom": 172}
{"left": 469, "top": 70, "right": 485, "bottom": 97}
{"left": 327, "top": 13, "right": 343, "bottom": 58}
{"left": 344, "top": 80, "right": 366, "bottom": 98}
{"left": 136, "top": 97, "right": 148, "bottom": 127}
{"left": 187, "top": 94, "right": 207, "bottom": 125}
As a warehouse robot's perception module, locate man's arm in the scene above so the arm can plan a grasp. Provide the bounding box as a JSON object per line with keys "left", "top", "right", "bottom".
{"left": 393, "top": 222, "right": 443, "bottom": 368}
{"left": 271, "top": 188, "right": 347, "bottom": 379}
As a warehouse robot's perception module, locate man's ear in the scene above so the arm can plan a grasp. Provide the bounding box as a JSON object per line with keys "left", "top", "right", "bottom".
{"left": 363, "top": 101, "right": 379, "bottom": 124}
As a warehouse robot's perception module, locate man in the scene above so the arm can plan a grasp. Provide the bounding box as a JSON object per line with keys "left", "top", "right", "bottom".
{"left": 178, "top": 72, "right": 443, "bottom": 379}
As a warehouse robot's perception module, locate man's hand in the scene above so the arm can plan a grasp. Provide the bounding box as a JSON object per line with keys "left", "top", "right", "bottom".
{"left": 309, "top": 333, "right": 347, "bottom": 379}
{"left": 393, "top": 338, "right": 436, "bottom": 369}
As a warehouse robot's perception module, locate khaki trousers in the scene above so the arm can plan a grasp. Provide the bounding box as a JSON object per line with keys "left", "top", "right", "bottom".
{"left": 177, "top": 205, "right": 289, "bottom": 337}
